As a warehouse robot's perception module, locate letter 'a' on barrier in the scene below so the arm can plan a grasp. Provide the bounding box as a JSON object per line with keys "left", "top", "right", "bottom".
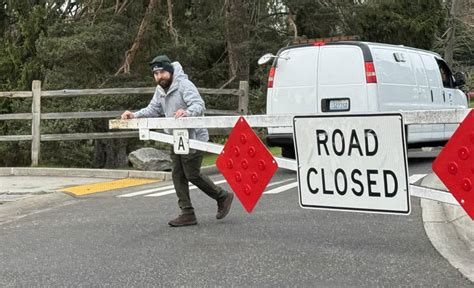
{"left": 216, "top": 116, "right": 278, "bottom": 213}
{"left": 173, "top": 129, "right": 189, "bottom": 154}
{"left": 293, "top": 114, "right": 410, "bottom": 215}
{"left": 432, "top": 110, "right": 474, "bottom": 220}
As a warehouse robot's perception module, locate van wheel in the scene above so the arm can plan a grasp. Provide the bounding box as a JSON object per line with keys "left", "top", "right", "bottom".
{"left": 282, "top": 146, "right": 296, "bottom": 159}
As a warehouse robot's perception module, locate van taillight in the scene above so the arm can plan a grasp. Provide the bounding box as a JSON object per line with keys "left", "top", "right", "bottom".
{"left": 365, "top": 62, "right": 377, "bottom": 83}
{"left": 268, "top": 67, "right": 276, "bottom": 88}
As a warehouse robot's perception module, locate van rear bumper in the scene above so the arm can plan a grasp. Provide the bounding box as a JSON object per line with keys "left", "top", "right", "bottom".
{"left": 266, "top": 134, "right": 294, "bottom": 147}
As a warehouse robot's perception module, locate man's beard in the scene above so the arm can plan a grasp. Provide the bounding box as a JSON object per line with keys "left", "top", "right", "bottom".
{"left": 159, "top": 78, "right": 172, "bottom": 89}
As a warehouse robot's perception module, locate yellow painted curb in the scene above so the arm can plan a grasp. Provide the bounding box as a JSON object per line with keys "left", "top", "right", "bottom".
{"left": 62, "top": 178, "right": 159, "bottom": 196}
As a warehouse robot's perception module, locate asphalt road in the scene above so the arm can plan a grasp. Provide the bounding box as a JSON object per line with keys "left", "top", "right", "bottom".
{"left": 0, "top": 157, "right": 472, "bottom": 287}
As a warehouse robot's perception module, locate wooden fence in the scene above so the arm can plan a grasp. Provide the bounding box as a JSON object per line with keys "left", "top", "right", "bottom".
{"left": 0, "top": 80, "right": 249, "bottom": 166}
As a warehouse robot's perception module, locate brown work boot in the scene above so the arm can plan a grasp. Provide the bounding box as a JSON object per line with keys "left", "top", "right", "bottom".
{"left": 216, "top": 192, "right": 234, "bottom": 220}
{"left": 168, "top": 213, "right": 198, "bottom": 227}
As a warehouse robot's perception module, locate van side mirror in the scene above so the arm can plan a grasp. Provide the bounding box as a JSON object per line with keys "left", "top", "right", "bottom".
{"left": 258, "top": 53, "right": 290, "bottom": 65}
{"left": 453, "top": 71, "right": 467, "bottom": 87}
{"left": 258, "top": 53, "right": 276, "bottom": 65}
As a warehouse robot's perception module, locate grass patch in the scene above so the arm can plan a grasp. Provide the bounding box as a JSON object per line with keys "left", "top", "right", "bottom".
{"left": 202, "top": 153, "right": 218, "bottom": 167}
{"left": 269, "top": 146, "right": 282, "bottom": 157}
{"left": 202, "top": 146, "right": 282, "bottom": 166}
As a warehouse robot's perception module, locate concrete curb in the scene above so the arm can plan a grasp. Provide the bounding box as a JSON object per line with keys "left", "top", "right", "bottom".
{"left": 0, "top": 167, "right": 175, "bottom": 181}
{"left": 0, "top": 165, "right": 219, "bottom": 181}
{"left": 420, "top": 173, "right": 474, "bottom": 282}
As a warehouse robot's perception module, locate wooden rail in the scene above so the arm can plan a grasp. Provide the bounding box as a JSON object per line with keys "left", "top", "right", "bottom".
{"left": 0, "top": 80, "right": 249, "bottom": 166}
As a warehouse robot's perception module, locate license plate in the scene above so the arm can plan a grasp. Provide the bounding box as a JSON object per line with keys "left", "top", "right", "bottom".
{"left": 329, "top": 99, "right": 349, "bottom": 111}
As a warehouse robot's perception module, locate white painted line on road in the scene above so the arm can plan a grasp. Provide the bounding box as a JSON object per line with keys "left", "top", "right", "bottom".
{"left": 117, "top": 184, "right": 176, "bottom": 198}
{"left": 145, "top": 179, "right": 228, "bottom": 197}
{"left": 145, "top": 177, "right": 296, "bottom": 197}
{"left": 141, "top": 190, "right": 176, "bottom": 198}
{"left": 265, "top": 178, "right": 295, "bottom": 188}
{"left": 264, "top": 182, "right": 298, "bottom": 194}
{"left": 118, "top": 176, "right": 296, "bottom": 198}
{"left": 409, "top": 174, "right": 427, "bottom": 184}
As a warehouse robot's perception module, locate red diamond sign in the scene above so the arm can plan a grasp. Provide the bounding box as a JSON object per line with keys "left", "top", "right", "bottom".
{"left": 216, "top": 116, "right": 278, "bottom": 213}
{"left": 432, "top": 110, "right": 474, "bottom": 220}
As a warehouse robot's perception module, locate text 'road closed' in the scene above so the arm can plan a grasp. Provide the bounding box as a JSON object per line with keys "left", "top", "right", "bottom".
{"left": 293, "top": 114, "right": 410, "bottom": 215}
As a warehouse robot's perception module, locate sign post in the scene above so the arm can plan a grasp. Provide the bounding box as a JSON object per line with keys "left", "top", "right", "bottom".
{"left": 293, "top": 114, "right": 410, "bottom": 215}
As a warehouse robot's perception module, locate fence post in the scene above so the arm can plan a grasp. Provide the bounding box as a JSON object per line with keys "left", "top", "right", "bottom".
{"left": 31, "top": 80, "right": 41, "bottom": 166}
{"left": 238, "top": 81, "right": 249, "bottom": 115}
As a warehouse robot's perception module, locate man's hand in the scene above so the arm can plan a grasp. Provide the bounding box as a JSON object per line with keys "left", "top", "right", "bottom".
{"left": 174, "top": 109, "right": 188, "bottom": 118}
{"left": 121, "top": 111, "right": 135, "bottom": 120}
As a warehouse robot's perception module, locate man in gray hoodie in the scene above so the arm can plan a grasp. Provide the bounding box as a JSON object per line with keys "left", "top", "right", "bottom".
{"left": 121, "top": 55, "right": 234, "bottom": 227}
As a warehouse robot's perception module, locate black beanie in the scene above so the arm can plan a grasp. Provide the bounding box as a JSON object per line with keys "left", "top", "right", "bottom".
{"left": 149, "top": 55, "right": 174, "bottom": 74}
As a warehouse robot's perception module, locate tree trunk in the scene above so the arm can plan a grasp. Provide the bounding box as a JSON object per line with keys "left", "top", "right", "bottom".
{"left": 115, "top": 0, "right": 159, "bottom": 75}
{"left": 444, "top": 0, "right": 462, "bottom": 67}
{"left": 167, "top": 0, "right": 179, "bottom": 46}
{"left": 94, "top": 139, "right": 129, "bottom": 168}
{"left": 223, "top": 0, "right": 250, "bottom": 88}
{"left": 288, "top": 7, "right": 298, "bottom": 40}
{"left": 93, "top": 122, "right": 128, "bottom": 168}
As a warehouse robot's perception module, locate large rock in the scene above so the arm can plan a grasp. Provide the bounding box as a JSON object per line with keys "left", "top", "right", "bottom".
{"left": 128, "top": 148, "right": 172, "bottom": 171}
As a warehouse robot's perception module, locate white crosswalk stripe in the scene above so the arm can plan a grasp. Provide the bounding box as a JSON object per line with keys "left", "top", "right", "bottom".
{"left": 145, "top": 179, "right": 228, "bottom": 197}
{"left": 117, "top": 184, "right": 176, "bottom": 198}
{"left": 140, "top": 190, "right": 176, "bottom": 198}
{"left": 264, "top": 178, "right": 294, "bottom": 188}
{"left": 263, "top": 182, "right": 298, "bottom": 194}
{"left": 145, "top": 178, "right": 296, "bottom": 197}
{"left": 117, "top": 177, "right": 296, "bottom": 198}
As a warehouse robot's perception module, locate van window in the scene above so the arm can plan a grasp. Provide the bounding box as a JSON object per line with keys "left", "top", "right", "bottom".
{"left": 420, "top": 54, "right": 442, "bottom": 88}
{"left": 274, "top": 48, "right": 318, "bottom": 88}
{"left": 436, "top": 59, "right": 454, "bottom": 88}
{"left": 372, "top": 48, "right": 415, "bottom": 85}
{"left": 318, "top": 46, "right": 364, "bottom": 85}
{"left": 409, "top": 53, "right": 428, "bottom": 87}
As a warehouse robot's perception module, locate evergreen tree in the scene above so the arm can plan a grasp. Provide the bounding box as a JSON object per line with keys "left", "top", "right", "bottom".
{"left": 356, "top": 0, "right": 445, "bottom": 49}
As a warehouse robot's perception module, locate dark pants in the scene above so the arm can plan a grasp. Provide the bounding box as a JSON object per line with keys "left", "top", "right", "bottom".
{"left": 170, "top": 151, "right": 227, "bottom": 215}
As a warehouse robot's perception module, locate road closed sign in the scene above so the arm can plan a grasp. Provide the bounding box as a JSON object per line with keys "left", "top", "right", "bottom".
{"left": 293, "top": 114, "right": 410, "bottom": 215}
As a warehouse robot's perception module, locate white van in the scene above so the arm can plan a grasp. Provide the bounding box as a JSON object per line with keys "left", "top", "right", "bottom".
{"left": 260, "top": 41, "right": 468, "bottom": 158}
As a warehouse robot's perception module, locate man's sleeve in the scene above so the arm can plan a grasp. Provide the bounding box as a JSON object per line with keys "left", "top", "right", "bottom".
{"left": 182, "top": 80, "right": 206, "bottom": 117}
{"left": 133, "top": 89, "right": 165, "bottom": 118}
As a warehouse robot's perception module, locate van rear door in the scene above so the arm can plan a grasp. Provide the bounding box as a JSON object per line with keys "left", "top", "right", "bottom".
{"left": 267, "top": 46, "right": 319, "bottom": 134}
{"left": 318, "top": 45, "right": 368, "bottom": 113}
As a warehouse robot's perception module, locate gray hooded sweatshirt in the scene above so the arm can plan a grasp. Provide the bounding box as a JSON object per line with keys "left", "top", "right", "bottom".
{"left": 133, "top": 62, "right": 209, "bottom": 142}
